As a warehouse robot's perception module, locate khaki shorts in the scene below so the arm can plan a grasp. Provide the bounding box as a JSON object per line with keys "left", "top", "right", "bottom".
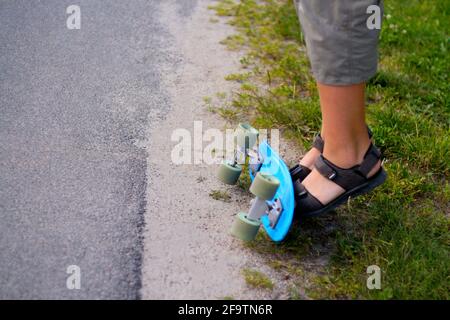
{"left": 294, "top": 0, "right": 383, "bottom": 85}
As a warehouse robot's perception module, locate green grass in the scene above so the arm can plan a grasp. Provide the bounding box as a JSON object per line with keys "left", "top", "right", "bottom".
{"left": 211, "top": 0, "right": 449, "bottom": 299}
{"left": 242, "top": 268, "right": 274, "bottom": 290}
{"left": 209, "top": 190, "right": 231, "bottom": 202}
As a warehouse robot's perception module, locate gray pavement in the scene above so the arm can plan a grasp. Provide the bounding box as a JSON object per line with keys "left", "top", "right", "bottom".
{"left": 0, "top": 0, "right": 193, "bottom": 299}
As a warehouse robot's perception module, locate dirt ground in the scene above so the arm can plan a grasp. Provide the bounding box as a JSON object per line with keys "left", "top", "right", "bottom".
{"left": 141, "top": 0, "right": 294, "bottom": 299}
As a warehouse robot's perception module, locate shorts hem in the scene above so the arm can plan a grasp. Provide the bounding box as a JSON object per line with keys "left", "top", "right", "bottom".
{"left": 312, "top": 68, "right": 378, "bottom": 86}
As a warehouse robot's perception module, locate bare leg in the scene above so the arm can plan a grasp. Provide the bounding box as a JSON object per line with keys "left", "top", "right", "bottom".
{"left": 301, "top": 82, "right": 380, "bottom": 205}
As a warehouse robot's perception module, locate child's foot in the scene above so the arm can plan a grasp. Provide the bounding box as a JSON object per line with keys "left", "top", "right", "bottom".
{"left": 291, "top": 127, "right": 373, "bottom": 182}
{"left": 299, "top": 146, "right": 321, "bottom": 171}
{"left": 294, "top": 142, "right": 385, "bottom": 217}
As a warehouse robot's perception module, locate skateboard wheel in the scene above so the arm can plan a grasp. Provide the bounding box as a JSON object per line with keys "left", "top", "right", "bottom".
{"left": 235, "top": 123, "right": 259, "bottom": 150}
{"left": 230, "top": 212, "right": 260, "bottom": 241}
{"left": 218, "top": 160, "right": 242, "bottom": 185}
{"left": 249, "top": 172, "right": 280, "bottom": 200}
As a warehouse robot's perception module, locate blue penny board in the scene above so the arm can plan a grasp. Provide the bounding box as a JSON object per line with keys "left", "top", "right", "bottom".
{"left": 249, "top": 140, "right": 295, "bottom": 242}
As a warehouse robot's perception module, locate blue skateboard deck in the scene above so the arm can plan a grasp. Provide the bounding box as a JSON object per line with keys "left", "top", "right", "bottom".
{"left": 249, "top": 140, "right": 295, "bottom": 242}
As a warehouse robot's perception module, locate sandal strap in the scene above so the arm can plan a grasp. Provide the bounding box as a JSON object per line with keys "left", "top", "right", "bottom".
{"left": 289, "top": 164, "right": 311, "bottom": 182}
{"left": 292, "top": 179, "right": 323, "bottom": 211}
{"left": 314, "top": 143, "right": 382, "bottom": 191}
{"left": 357, "top": 144, "right": 381, "bottom": 177}
{"left": 312, "top": 134, "right": 324, "bottom": 152}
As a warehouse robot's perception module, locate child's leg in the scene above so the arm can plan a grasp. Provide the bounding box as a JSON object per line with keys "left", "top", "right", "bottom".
{"left": 295, "top": 0, "right": 383, "bottom": 171}
{"left": 319, "top": 82, "right": 370, "bottom": 168}
{"left": 293, "top": 0, "right": 385, "bottom": 213}
{"left": 301, "top": 82, "right": 380, "bottom": 205}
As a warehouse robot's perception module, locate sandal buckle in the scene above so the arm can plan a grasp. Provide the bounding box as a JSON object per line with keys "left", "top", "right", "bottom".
{"left": 328, "top": 172, "right": 337, "bottom": 180}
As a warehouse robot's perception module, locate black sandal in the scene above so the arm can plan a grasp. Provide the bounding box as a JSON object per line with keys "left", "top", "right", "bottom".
{"left": 290, "top": 128, "right": 373, "bottom": 182}
{"left": 293, "top": 142, "right": 387, "bottom": 217}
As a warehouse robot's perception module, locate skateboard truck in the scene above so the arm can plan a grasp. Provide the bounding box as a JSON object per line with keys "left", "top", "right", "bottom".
{"left": 247, "top": 197, "right": 283, "bottom": 228}
{"left": 217, "top": 123, "right": 260, "bottom": 186}
{"left": 248, "top": 146, "right": 263, "bottom": 176}
{"left": 267, "top": 198, "right": 283, "bottom": 228}
{"left": 229, "top": 129, "right": 259, "bottom": 167}
{"left": 247, "top": 198, "right": 268, "bottom": 221}
{"left": 233, "top": 147, "right": 247, "bottom": 166}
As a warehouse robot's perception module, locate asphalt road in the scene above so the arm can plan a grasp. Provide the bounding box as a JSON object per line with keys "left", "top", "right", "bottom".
{"left": 0, "top": 0, "right": 193, "bottom": 299}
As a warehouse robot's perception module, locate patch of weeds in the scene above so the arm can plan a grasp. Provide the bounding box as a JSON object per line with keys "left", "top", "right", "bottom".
{"left": 209, "top": 190, "right": 231, "bottom": 202}
{"left": 203, "top": 96, "right": 212, "bottom": 104}
{"left": 237, "top": 165, "right": 252, "bottom": 190}
{"left": 267, "top": 259, "right": 284, "bottom": 271}
{"left": 288, "top": 285, "right": 304, "bottom": 300}
{"left": 215, "top": 105, "right": 241, "bottom": 121}
{"left": 225, "top": 72, "right": 251, "bottom": 83}
{"left": 220, "top": 34, "right": 246, "bottom": 51}
{"left": 202, "top": 96, "right": 216, "bottom": 113}
{"left": 216, "top": 92, "right": 227, "bottom": 100}
{"left": 242, "top": 268, "right": 274, "bottom": 290}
